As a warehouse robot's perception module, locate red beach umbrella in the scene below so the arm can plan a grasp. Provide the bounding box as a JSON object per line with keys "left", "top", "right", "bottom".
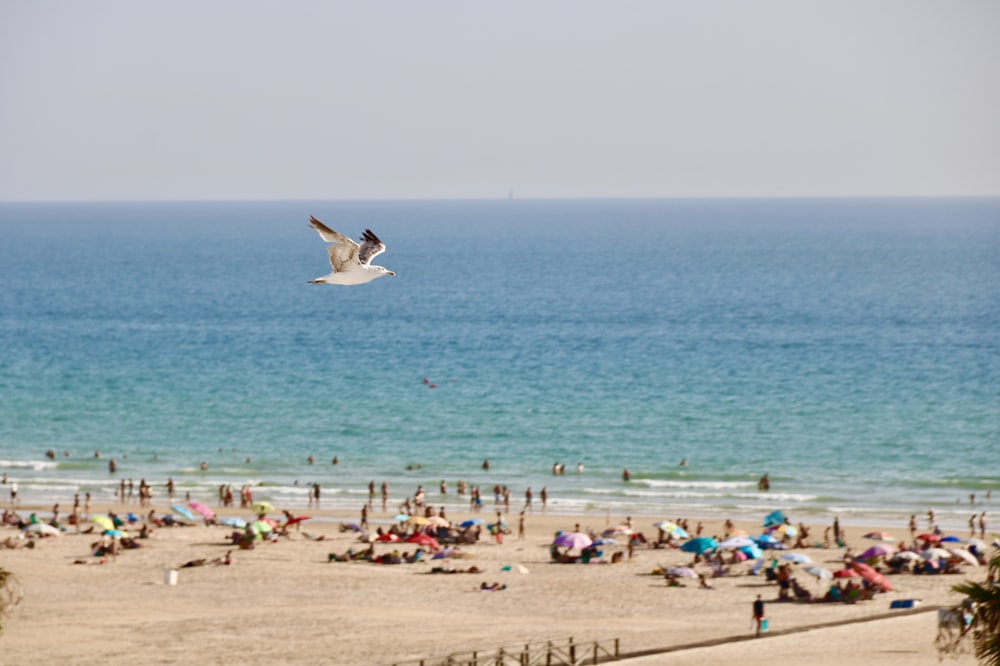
{"left": 406, "top": 533, "right": 441, "bottom": 550}
{"left": 833, "top": 568, "right": 861, "bottom": 578}
{"left": 916, "top": 533, "right": 942, "bottom": 543}
{"left": 850, "top": 561, "right": 893, "bottom": 592}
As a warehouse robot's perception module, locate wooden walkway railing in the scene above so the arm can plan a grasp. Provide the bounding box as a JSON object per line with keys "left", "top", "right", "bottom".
{"left": 385, "top": 636, "right": 621, "bottom": 666}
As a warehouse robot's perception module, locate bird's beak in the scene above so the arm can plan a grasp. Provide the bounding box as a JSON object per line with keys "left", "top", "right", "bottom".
{"left": 388, "top": 271, "right": 396, "bottom": 276}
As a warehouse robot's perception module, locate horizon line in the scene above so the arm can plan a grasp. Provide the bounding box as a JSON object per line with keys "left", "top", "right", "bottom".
{"left": 2, "top": 193, "right": 999, "bottom": 205}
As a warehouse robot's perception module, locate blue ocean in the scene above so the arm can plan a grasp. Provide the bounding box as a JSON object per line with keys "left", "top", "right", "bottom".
{"left": 1, "top": 198, "right": 997, "bottom": 527}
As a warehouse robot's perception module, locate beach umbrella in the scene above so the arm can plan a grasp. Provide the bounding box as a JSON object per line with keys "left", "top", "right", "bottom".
{"left": 426, "top": 516, "right": 450, "bottom": 528}
{"left": 251, "top": 502, "right": 275, "bottom": 516}
{"left": 407, "top": 516, "right": 430, "bottom": 526}
{"left": 92, "top": 515, "right": 115, "bottom": 532}
{"left": 893, "top": 551, "right": 922, "bottom": 561}
{"left": 922, "top": 547, "right": 952, "bottom": 560}
{"left": 939, "top": 535, "right": 962, "bottom": 543}
{"left": 220, "top": 517, "right": 247, "bottom": 528}
{"left": 719, "top": 537, "right": 755, "bottom": 550}
{"left": 251, "top": 520, "right": 273, "bottom": 535}
{"left": 851, "top": 561, "right": 893, "bottom": 592}
{"left": 24, "top": 523, "right": 61, "bottom": 537}
{"left": 284, "top": 515, "right": 312, "bottom": 527}
{"left": 947, "top": 548, "right": 979, "bottom": 567}
{"left": 966, "top": 538, "right": 987, "bottom": 549}
{"left": 680, "top": 537, "right": 718, "bottom": 555}
{"left": 406, "top": 533, "right": 441, "bottom": 550}
{"left": 863, "top": 531, "right": 896, "bottom": 542}
{"left": 752, "top": 534, "right": 780, "bottom": 548}
{"left": 459, "top": 518, "right": 485, "bottom": 528}
{"left": 774, "top": 523, "right": 798, "bottom": 539}
{"left": 916, "top": 533, "right": 941, "bottom": 543}
{"left": 654, "top": 522, "right": 690, "bottom": 539}
{"left": 805, "top": 566, "right": 833, "bottom": 580}
{"left": 592, "top": 537, "right": 618, "bottom": 546}
{"left": 602, "top": 526, "right": 633, "bottom": 536}
{"left": 763, "top": 510, "right": 785, "bottom": 528}
{"left": 833, "top": 568, "right": 861, "bottom": 578}
{"left": 104, "top": 529, "right": 127, "bottom": 538}
{"left": 393, "top": 514, "right": 411, "bottom": 522}
{"left": 782, "top": 553, "right": 812, "bottom": 564}
{"left": 858, "top": 544, "right": 896, "bottom": 560}
{"left": 171, "top": 504, "right": 196, "bottom": 521}
{"left": 667, "top": 567, "right": 698, "bottom": 578}
{"left": 739, "top": 544, "right": 764, "bottom": 559}
{"left": 189, "top": 501, "right": 215, "bottom": 520}
{"left": 554, "top": 532, "right": 593, "bottom": 550}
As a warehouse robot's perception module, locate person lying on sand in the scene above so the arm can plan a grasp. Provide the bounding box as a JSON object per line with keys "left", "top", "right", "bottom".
{"left": 180, "top": 551, "right": 232, "bottom": 568}
{"left": 429, "top": 565, "right": 482, "bottom": 574}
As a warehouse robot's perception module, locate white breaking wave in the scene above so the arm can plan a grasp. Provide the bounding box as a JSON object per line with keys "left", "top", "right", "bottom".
{"left": 0, "top": 459, "right": 58, "bottom": 471}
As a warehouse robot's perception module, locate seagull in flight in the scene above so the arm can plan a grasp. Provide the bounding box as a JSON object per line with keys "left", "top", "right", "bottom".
{"left": 307, "top": 216, "right": 395, "bottom": 285}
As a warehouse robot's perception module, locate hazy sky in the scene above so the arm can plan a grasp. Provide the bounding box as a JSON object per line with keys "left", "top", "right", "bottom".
{"left": 1, "top": 1, "right": 998, "bottom": 201}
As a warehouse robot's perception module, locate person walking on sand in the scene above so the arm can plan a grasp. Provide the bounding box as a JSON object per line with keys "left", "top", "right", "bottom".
{"left": 753, "top": 595, "right": 766, "bottom": 636}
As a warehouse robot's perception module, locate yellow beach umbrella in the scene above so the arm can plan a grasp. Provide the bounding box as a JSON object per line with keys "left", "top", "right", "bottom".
{"left": 92, "top": 515, "right": 115, "bottom": 532}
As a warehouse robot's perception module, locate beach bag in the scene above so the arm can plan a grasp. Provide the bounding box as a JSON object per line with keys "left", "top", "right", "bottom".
{"left": 761, "top": 617, "right": 769, "bottom": 633}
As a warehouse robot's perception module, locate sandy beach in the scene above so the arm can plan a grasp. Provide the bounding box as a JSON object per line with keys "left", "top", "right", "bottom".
{"left": 0, "top": 502, "right": 985, "bottom": 665}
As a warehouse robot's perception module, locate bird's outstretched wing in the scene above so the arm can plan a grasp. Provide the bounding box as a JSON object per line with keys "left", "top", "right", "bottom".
{"left": 310, "top": 216, "right": 361, "bottom": 272}
{"left": 358, "top": 229, "right": 386, "bottom": 266}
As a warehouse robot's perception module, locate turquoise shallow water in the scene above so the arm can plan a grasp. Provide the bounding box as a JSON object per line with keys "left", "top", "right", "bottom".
{"left": 1, "top": 198, "right": 998, "bottom": 527}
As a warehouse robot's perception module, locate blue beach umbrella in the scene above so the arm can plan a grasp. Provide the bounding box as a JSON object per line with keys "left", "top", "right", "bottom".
{"left": 220, "top": 517, "right": 248, "bottom": 528}
{"left": 680, "top": 537, "right": 718, "bottom": 555}
{"left": 171, "top": 504, "right": 196, "bottom": 521}
{"left": 460, "top": 518, "right": 485, "bottom": 528}
{"left": 739, "top": 544, "right": 764, "bottom": 559}
{"left": 763, "top": 510, "right": 785, "bottom": 528}
{"left": 753, "top": 534, "right": 780, "bottom": 547}
{"left": 782, "top": 552, "right": 812, "bottom": 564}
